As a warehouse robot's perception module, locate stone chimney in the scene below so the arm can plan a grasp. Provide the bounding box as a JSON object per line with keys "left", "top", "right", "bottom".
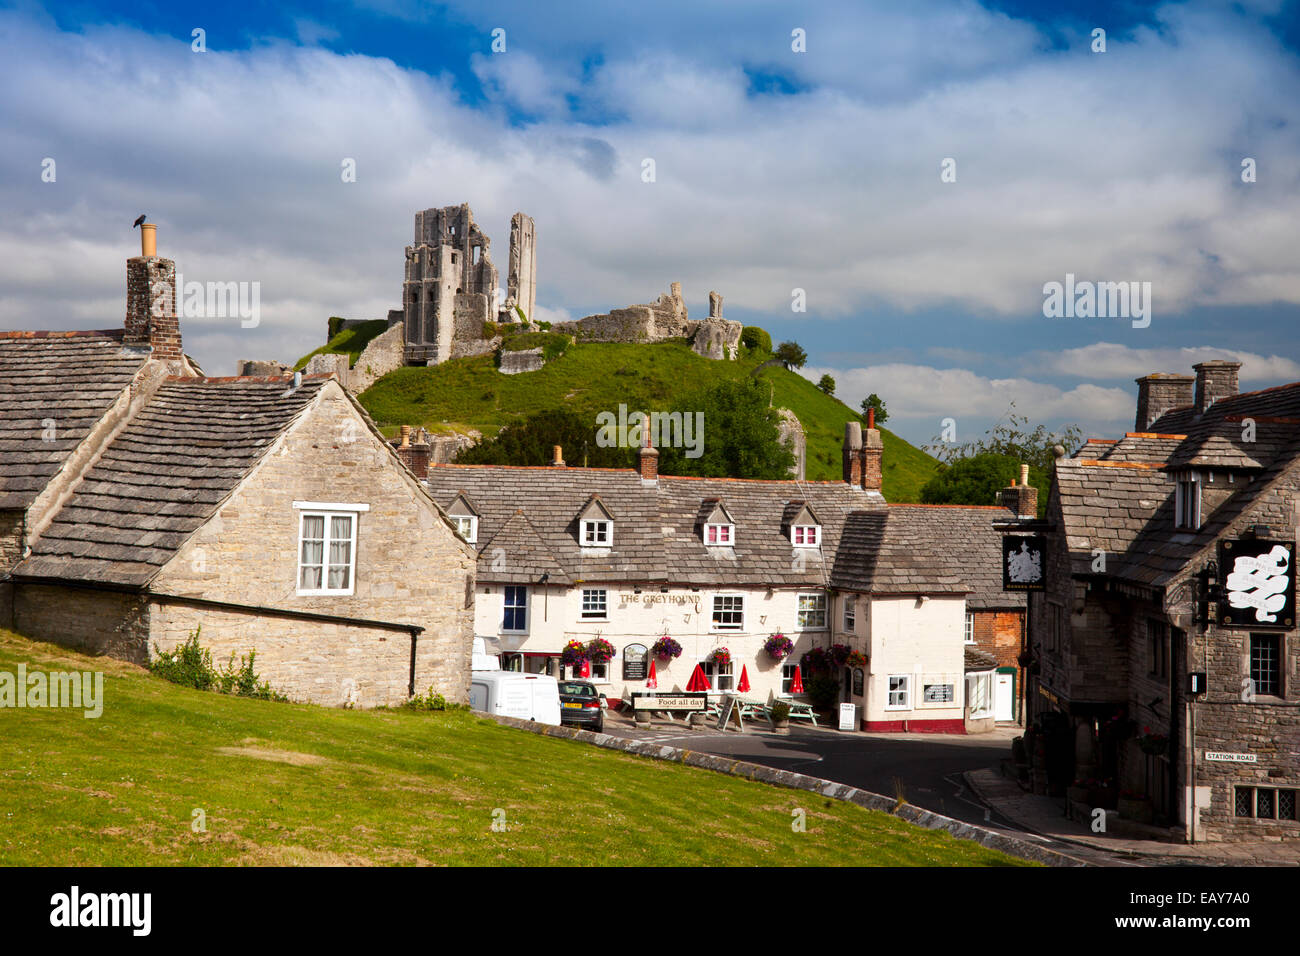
{"left": 552, "top": 444, "right": 565, "bottom": 468}
{"left": 637, "top": 434, "right": 658, "bottom": 483}
{"left": 1135, "top": 373, "right": 1194, "bottom": 431}
{"left": 1193, "top": 361, "right": 1241, "bottom": 415}
{"left": 842, "top": 421, "right": 863, "bottom": 487}
{"left": 124, "top": 224, "right": 182, "bottom": 362}
{"left": 998, "top": 463, "right": 1038, "bottom": 518}
{"left": 861, "top": 409, "right": 883, "bottom": 492}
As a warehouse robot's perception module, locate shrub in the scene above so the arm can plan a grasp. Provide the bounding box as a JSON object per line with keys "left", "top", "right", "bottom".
{"left": 402, "top": 688, "right": 465, "bottom": 711}
{"left": 482, "top": 321, "right": 499, "bottom": 339}
{"left": 741, "top": 326, "right": 772, "bottom": 354}
{"left": 328, "top": 316, "right": 347, "bottom": 339}
{"left": 151, "top": 628, "right": 286, "bottom": 702}
{"left": 806, "top": 674, "right": 840, "bottom": 711}
{"left": 770, "top": 701, "right": 791, "bottom": 721}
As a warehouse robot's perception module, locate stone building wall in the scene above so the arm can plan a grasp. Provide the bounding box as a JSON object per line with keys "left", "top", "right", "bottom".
{"left": 12, "top": 583, "right": 152, "bottom": 664}
{"left": 972, "top": 610, "right": 1023, "bottom": 671}
{"left": 153, "top": 380, "right": 477, "bottom": 706}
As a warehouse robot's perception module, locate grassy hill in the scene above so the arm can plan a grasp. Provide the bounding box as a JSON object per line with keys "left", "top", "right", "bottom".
{"left": 329, "top": 335, "right": 937, "bottom": 500}
{"left": 0, "top": 630, "right": 1025, "bottom": 866}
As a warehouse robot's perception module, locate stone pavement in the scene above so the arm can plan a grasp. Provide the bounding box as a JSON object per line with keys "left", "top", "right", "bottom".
{"left": 965, "top": 768, "right": 1300, "bottom": 866}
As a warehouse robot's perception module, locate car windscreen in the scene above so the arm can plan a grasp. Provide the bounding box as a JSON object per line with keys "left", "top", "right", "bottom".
{"left": 557, "top": 682, "right": 596, "bottom": 696}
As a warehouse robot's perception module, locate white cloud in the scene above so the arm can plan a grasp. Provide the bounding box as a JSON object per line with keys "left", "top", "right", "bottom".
{"left": 1039, "top": 342, "right": 1300, "bottom": 383}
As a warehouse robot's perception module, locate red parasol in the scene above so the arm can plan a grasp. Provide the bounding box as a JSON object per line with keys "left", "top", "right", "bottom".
{"left": 686, "top": 663, "right": 712, "bottom": 692}
{"left": 646, "top": 658, "right": 658, "bottom": 690}
{"left": 737, "top": 665, "right": 751, "bottom": 693}
{"left": 579, "top": 658, "right": 590, "bottom": 678}
{"left": 789, "top": 664, "right": 804, "bottom": 694}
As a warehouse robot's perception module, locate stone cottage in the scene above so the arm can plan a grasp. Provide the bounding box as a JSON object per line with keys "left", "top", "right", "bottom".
{"left": 0, "top": 227, "right": 476, "bottom": 707}
{"left": 1028, "top": 361, "right": 1300, "bottom": 843}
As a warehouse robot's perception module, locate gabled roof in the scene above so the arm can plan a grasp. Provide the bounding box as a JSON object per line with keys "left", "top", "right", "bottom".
{"left": 14, "top": 376, "right": 330, "bottom": 586}
{"left": 479, "top": 509, "right": 572, "bottom": 586}
{"left": 425, "top": 465, "right": 882, "bottom": 588}
{"left": 577, "top": 494, "right": 614, "bottom": 523}
{"left": 0, "top": 331, "right": 146, "bottom": 510}
{"left": 782, "top": 500, "right": 820, "bottom": 527}
{"left": 696, "top": 498, "right": 734, "bottom": 528}
{"left": 445, "top": 492, "right": 479, "bottom": 518}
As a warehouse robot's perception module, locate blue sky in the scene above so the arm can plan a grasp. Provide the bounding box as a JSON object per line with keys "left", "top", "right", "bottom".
{"left": 3, "top": 0, "right": 1299, "bottom": 450}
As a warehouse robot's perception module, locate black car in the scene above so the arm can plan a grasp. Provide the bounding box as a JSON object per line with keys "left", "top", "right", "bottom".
{"left": 557, "top": 680, "right": 607, "bottom": 732}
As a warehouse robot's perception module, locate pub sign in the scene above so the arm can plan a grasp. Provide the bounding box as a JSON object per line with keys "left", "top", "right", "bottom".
{"left": 1218, "top": 539, "right": 1295, "bottom": 630}
{"left": 1002, "top": 534, "right": 1046, "bottom": 591}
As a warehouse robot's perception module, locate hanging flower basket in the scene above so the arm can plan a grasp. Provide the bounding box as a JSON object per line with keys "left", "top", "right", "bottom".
{"left": 845, "top": 650, "right": 868, "bottom": 668}
{"left": 763, "top": 633, "right": 794, "bottom": 661}
{"left": 1137, "top": 728, "right": 1168, "bottom": 756}
{"left": 829, "top": 644, "right": 852, "bottom": 667}
{"left": 560, "top": 639, "right": 588, "bottom": 667}
{"left": 586, "top": 638, "right": 615, "bottom": 663}
{"left": 651, "top": 636, "right": 682, "bottom": 660}
{"left": 800, "top": 646, "right": 831, "bottom": 674}
{"left": 711, "top": 647, "right": 732, "bottom": 666}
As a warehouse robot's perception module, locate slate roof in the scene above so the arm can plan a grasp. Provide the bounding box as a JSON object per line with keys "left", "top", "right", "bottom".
{"left": 425, "top": 465, "right": 1024, "bottom": 606}
{"left": 14, "top": 376, "right": 329, "bottom": 586}
{"left": 832, "top": 505, "right": 1026, "bottom": 609}
{"left": 0, "top": 331, "right": 146, "bottom": 510}
{"left": 1056, "top": 380, "right": 1300, "bottom": 589}
{"left": 965, "top": 647, "right": 999, "bottom": 671}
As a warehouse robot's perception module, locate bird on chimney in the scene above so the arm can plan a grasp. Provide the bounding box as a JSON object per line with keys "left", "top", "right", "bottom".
{"left": 132, "top": 214, "right": 147, "bottom": 229}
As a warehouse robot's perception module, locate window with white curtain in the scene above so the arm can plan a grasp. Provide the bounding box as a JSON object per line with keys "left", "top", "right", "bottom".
{"left": 297, "top": 511, "right": 358, "bottom": 595}
{"left": 967, "top": 672, "right": 994, "bottom": 719}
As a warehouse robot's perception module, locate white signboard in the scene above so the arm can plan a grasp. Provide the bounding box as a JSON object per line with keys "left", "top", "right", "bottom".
{"left": 838, "top": 703, "right": 857, "bottom": 731}
{"left": 1205, "top": 751, "right": 1257, "bottom": 763}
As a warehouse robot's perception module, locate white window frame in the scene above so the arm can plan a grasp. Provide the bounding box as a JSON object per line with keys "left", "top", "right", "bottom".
{"left": 701, "top": 659, "right": 734, "bottom": 692}
{"left": 503, "top": 585, "right": 528, "bottom": 633}
{"left": 791, "top": 524, "right": 820, "bottom": 548}
{"left": 712, "top": 594, "right": 744, "bottom": 631}
{"left": 587, "top": 660, "right": 610, "bottom": 683}
{"left": 967, "top": 672, "right": 995, "bottom": 720}
{"left": 1175, "top": 474, "right": 1201, "bottom": 530}
{"left": 581, "top": 588, "right": 608, "bottom": 621}
{"left": 843, "top": 596, "right": 856, "bottom": 632}
{"left": 780, "top": 663, "right": 799, "bottom": 696}
{"left": 296, "top": 509, "right": 360, "bottom": 596}
{"left": 581, "top": 518, "right": 612, "bottom": 547}
{"left": 797, "top": 592, "right": 828, "bottom": 630}
{"left": 964, "top": 612, "right": 975, "bottom": 644}
{"left": 886, "top": 674, "right": 912, "bottom": 711}
{"left": 451, "top": 515, "right": 478, "bottom": 543}
{"left": 704, "top": 523, "right": 734, "bottom": 546}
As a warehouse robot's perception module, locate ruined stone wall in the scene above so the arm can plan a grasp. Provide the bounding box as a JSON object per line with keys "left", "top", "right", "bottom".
{"left": 152, "top": 381, "right": 477, "bottom": 705}
{"left": 348, "top": 322, "right": 406, "bottom": 394}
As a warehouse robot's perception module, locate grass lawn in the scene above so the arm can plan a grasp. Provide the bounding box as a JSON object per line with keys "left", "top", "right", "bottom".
{"left": 353, "top": 339, "right": 940, "bottom": 500}
{"left": 0, "top": 631, "right": 1027, "bottom": 866}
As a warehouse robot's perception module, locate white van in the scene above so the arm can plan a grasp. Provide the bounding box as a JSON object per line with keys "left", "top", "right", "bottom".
{"left": 469, "top": 670, "right": 561, "bottom": 726}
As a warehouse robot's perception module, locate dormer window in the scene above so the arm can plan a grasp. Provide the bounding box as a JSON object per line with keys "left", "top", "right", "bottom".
{"left": 791, "top": 525, "right": 820, "bottom": 547}
{"left": 1175, "top": 473, "right": 1201, "bottom": 529}
{"left": 452, "top": 515, "right": 478, "bottom": 543}
{"left": 783, "top": 501, "right": 821, "bottom": 548}
{"left": 698, "top": 498, "right": 736, "bottom": 548}
{"left": 705, "top": 523, "right": 734, "bottom": 546}
{"left": 445, "top": 493, "right": 480, "bottom": 544}
{"left": 577, "top": 495, "right": 614, "bottom": 548}
{"left": 582, "top": 519, "right": 612, "bottom": 546}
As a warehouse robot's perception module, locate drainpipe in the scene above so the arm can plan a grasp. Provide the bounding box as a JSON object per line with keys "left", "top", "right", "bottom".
{"left": 408, "top": 629, "right": 418, "bottom": 697}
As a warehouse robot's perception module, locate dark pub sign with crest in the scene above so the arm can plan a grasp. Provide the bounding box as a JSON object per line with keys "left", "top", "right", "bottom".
{"left": 1002, "top": 534, "right": 1046, "bottom": 591}
{"left": 1218, "top": 538, "right": 1296, "bottom": 629}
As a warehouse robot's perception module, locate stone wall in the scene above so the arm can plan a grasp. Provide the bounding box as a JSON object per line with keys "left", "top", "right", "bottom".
{"left": 12, "top": 583, "right": 151, "bottom": 664}
{"left": 349, "top": 322, "right": 406, "bottom": 394}
{"left": 776, "top": 409, "right": 806, "bottom": 480}
{"left": 499, "top": 348, "right": 545, "bottom": 375}
{"left": 1, "top": 509, "right": 23, "bottom": 626}
{"left": 152, "top": 380, "right": 477, "bottom": 705}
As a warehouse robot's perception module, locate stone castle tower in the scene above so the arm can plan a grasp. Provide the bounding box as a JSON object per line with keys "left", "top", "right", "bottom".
{"left": 393, "top": 203, "right": 536, "bottom": 366}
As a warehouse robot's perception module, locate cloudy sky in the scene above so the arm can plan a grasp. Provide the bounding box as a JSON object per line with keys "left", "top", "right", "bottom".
{"left": 2, "top": 0, "right": 1298, "bottom": 449}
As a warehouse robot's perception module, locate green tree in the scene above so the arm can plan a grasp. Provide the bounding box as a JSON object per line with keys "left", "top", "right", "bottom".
{"left": 740, "top": 326, "right": 772, "bottom": 354}
{"left": 659, "top": 379, "right": 796, "bottom": 479}
{"left": 861, "top": 393, "right": 888, "bottom": 424}
{"left": 817, "top": 374, "right": 836, "bottom": 395}
{"left": 919, "top": 453, "right": 1050, "bottom": 513}
{"left": 774, "top": 341, "right": 807, "bottom": 370}
{"left": 923, "top": 403, "right": 1082, "bottom": 471}
{"left": 455, "top": 409, "right": 632, "bottom": 468}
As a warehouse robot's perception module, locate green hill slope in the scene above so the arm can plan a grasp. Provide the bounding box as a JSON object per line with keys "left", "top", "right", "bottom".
{"left": 327, "top": 337, "right": 936, "bottom": 500}
{"left": 0, "top": 630, "right": 1025, "bottom": 866}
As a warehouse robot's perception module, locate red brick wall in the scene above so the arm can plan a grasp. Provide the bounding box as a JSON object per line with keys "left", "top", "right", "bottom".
{"left": 972, "top": 609, "right": 1023, "bottom": 670}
